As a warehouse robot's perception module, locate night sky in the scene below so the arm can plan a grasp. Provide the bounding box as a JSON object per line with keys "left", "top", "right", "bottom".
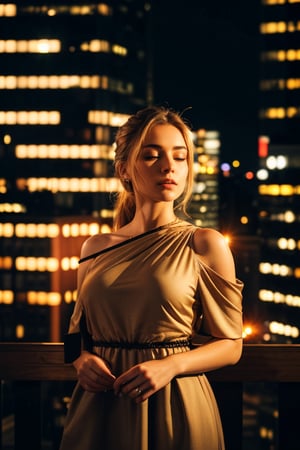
{"left": 152, "top": 0, "right": 261, "bottom": 169}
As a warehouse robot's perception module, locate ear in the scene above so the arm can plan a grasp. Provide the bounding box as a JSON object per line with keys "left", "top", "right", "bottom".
{"left": 119, "top": 162, "right": 130, "bottom": 181}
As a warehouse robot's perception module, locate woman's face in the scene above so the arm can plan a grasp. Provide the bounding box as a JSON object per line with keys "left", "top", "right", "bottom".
{"left": 129, "top": 124, "right": 189, "bottom": 205}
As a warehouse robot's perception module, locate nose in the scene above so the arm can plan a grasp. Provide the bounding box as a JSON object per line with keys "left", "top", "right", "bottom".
{"left": 160, "top": 154, "right": 175, "bottom": 173}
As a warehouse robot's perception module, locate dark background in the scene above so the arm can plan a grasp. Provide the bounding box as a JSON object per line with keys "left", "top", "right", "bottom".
{"left": 152, "top": 0, "right": 261, "bottom": 169}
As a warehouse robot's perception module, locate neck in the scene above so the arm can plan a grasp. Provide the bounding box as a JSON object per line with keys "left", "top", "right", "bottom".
{"left": 132, "top": 206, "right": 177, "bottom": 231}
{"left": 119, "top": 207, "right": 177, "bottom": 236}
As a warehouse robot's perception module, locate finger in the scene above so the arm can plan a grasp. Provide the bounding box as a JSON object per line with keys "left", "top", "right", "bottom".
{"left": 81, "top": 379, "right": 112, "bottom": 393}
{"left": 118, "top": 378, "right": 141, "bottom": 396}
{"left": 133, "top": 386, "right": 143, "bottom": 397}
{"left": 79, "top": 372, "right": 113, "bottom": 391}
{"left": 127, "top": 380, "right": 149, "bottom": 399}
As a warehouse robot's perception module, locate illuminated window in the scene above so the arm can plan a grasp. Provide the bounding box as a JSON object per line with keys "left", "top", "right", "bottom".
{"left": 80, "top": 39, "right": 112, "bottom": 53}
{"left": 88, "top": 110, "right": 129, "bottom": 126}
{"left": 0, "top": 4, "right": 17, "bottom": 16}
{"left": 0, "top": 39, "right": 61, "bottom": 53}
{"left": 259, "top": 107, "right": 300, "bottom": 119}
{"left": 260, "top": 78, "right": 300, "bottom": 91}
{"left": 27, "top": 291, "right": 61, "bottom": 306}
{"left": 18, "top": 177, "right": 122, "bottom": 193}
{"left": 262, "top": 0, "right": 300, "bottom": 4}
{"left": 0, "top": 75, "right": 133, "bottom": 93}
{"left": 261, "top": 48, "right": 300, "bottom": 61}
{"left": 0, "top": 111, "right": 60, "bottom": 125}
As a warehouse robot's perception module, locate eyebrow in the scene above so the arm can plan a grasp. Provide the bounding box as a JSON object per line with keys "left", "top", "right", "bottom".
{"left": 142, "top": 144, "right": 187, "bottom": 150}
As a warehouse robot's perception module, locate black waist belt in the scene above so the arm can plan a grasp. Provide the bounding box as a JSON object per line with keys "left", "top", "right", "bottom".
{"left": 92, "top": 339, "right": 191, "bottom": 349}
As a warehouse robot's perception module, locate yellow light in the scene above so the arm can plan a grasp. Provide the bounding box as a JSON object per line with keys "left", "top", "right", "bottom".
{"left": 36, "top": 223, "right": 47, "bottom": 237}
{"left": 70, "top": 257, "right": 79, "bottom": 270}
{"left": 37, "top": 292, "right": 47, "bottom": 305}
{"left": 70, "top": 223, "right": 80, "bottom": 237}
{"left": 64, "top": 291, "right": 73, "bottom": 304}
{"left": 15, "top": 257, "right": 26, "bottom": 271}
{"left": 48, "top": 223, "right": 59, "bottom": 237}
{"left": 48, "top": 292, "right": 61, "bottom": 306}
{"left": 79, "top": 223, "right": 90, "bottom": 235}
{"left": 47, "top": 258, "right": 59, "bottom": 272}
{"left": 3, "top": 134, "right": 11, "bottom": 144}
{"left": 240, "top": 216, "right": 248, "bottom": 224}
{"left": 294, "top": 268, "right": 300, "bottom": 278}
{"left": 1, "top": 222, "right": 14, "bottom": 237}
{"left": 16, "top": 325, "right": 24, "bottom": 339}
{"left": 61, "top": 258, "right": 69, "bottom": 271}
{"left": 36, "top": 257, "right": 47, "bottom": 271}
{"left": 0, "top": 290, "right": 13, "bottom": 304}
{"left": 100, "top": 223, "right": 112, "bottom": 233}
{"left": 27, "top": 257, "right": 37, "bottom": 271}
{"left": 27, "top": 291, "right": 37, "bottom": 304}
{"left": 89, "top": 222, "right": 100, "bottom": 235}
{"left": 62, "top": 224, "right": 70, "bottom": 237}
{"left": 37, "top": 39, "right": 50, "bottom": 54}
{"left": 223, "top": 234, "right": 231, "bottom": 245}
{"left": 0, "top": 257, "right": 12, "bottom": 269}
{"left": 242, "top": 324, "right": 255, "bottom": 339}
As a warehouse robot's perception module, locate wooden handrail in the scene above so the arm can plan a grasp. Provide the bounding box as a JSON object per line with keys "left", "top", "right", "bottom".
{"left": 1, "top": 342, "right": 300, "bottom": 381}
{"left": 1, "top": 343, "right": 300, "bottom": 450}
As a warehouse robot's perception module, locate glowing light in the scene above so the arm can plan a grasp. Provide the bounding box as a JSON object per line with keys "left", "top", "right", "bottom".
{"left": 223, "top": 234, "right": 231, "bottom": 245}
{"left": 245, "top": 171, "right": 254, "bottom": 180}
{"left": 243, "top": 325, "right": 253, "bottom": 338}
{"left": 221, "top": 162, "right": 230, "bottom": 172}
{"left": 257, "top": 169, "right": 269, "bottom": 180}
{"left": 16, "top": 325, "right": 24, "bottom": 339}
{"left": 240, "top": 216, "right": 248, "bottom": 224}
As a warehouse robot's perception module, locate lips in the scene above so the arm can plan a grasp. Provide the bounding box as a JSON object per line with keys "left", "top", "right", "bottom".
{"left": 159, "top": 179, "right": 176, "bottom": 185}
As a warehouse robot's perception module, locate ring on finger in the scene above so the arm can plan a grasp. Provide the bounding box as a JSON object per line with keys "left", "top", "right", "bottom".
{"left": 135, "top": 387, "right": 142, "bottom": 395}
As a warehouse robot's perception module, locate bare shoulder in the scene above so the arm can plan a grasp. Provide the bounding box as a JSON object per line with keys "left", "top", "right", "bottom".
{"left": 80, "top": 232, "right": 114, "bottom": 260}
{"left": 77, "top": 233, "right": 114, "bottom": 286}
{"left": 192, "top": 227, "right": 236, "bottom": 281}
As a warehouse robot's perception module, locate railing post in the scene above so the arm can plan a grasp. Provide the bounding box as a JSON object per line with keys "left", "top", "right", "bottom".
{"left": 14, "top": 381, "right": 41, "bottom": 450}
{"left": 278, "top": 382, "right": 300, "bottom": 450}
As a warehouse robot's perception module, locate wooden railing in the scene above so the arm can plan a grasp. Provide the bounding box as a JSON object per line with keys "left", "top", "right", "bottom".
{"left": 1, "top": 343, "right": 300, "bottom": 450}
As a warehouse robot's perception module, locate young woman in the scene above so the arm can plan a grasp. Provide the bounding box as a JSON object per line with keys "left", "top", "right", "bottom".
{"left": 59, "top": 105, "right": 243, "bottom": 450}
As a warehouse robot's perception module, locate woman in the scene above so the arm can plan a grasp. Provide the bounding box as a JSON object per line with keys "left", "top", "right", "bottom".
{"left": 60, "top": 105, "right": 243, "bottom": 450}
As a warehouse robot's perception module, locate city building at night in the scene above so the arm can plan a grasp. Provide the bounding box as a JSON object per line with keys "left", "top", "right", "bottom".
{"left": 0, "top": 1, "right": 223, "bottom": 342}
{"left": 0, "top": 0, "right": 152, "bottom": 341}
{"left": 257, "top": 0, "right": 300, "bottom": 342}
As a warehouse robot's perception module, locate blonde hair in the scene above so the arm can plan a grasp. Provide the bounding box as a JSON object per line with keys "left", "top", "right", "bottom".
{"left": 113, "top": 105, "right": 195, "bottom": 230}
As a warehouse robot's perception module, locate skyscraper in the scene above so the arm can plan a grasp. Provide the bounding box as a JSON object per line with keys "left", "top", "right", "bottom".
{"left": 0, "top": 1, "right": 152, "bottom": 341}
{"left": 257, "top": 0, "right": 300, "bottom": 343}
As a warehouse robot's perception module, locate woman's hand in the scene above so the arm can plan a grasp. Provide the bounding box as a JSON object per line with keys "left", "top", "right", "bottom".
{"left": 113, "top": 358, "right": 176, "bottom": 403}
{"left": 74, "top": 351, "right": 116, "bottom": 393}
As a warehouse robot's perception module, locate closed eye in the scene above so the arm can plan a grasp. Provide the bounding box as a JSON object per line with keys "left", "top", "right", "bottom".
{"left": 144, "top": 155, "right": 159, "bottom": 160}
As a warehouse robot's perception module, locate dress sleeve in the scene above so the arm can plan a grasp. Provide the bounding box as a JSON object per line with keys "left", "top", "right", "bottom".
{"left": 63, "top": 295, "right": 93, "bottom": 363}
{"left": 192, "top": 261, "right": 243, "bottom": 344}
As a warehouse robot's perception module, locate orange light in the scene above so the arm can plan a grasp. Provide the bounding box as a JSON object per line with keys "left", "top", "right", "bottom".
{"left": 245, "top": 171, "right": 254, "bottom": 180}
{"left": 243, "top": 326, "right": 253, "bottom": 338}
{"left": 223, "top": 234, "right": 231, "bottom": 245}
{"left": 258, "top": 136, "right": 269, "bottom": 158}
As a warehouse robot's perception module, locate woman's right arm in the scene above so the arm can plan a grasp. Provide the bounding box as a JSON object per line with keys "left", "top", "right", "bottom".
{"left": 71, "top": 235, "right": 116, "bottom": 392}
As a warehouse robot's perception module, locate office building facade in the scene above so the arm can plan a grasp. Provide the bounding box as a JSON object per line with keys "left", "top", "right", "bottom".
{"left": 257, "top": 0, "right": 300, "bottom": 342}
{"left": 0, "top": 0, "right": 152, "bottom": 341}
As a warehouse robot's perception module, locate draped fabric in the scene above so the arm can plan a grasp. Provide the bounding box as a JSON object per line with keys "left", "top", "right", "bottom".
{"left": 60, "top": 220, "right": 243, "bottom": 450}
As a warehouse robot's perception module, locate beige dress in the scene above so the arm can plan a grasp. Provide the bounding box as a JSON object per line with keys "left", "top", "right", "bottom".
{"left": 59, "top": 219, "right": 243, "bottom": 450}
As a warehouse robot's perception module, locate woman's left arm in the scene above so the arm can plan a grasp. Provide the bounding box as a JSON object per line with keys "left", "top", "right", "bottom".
{"left": 171, "top": 226, "right": 243, "bottom": 373}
